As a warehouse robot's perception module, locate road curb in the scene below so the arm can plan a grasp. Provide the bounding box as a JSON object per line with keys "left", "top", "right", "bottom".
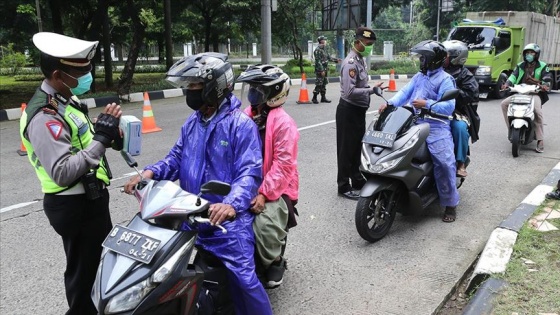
{"left": 462, "top": 161, "right": 560, "bottom": 313}
{"left": 0, "top": 74, "right": 415, "bottom": 122}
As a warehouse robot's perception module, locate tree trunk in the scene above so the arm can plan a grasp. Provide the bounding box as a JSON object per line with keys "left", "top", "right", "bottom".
{"left": 102, "top": 4, "right": 113, "bottom": 88}
{"left": 163, "top": 0, "right": 174, "bottom": 70}
{"left": 157, "top": 38, "right": 165, "bottom": 64}
{"left": 49, "top": 0, "right": 63, "bottom": 34}
{"left": 117, "top": 0, "right": 146, "bottom": 96}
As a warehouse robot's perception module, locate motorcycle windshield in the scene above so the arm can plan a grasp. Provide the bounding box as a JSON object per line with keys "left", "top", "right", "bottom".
{"left": 374, "top": 106, "right": 413, "bottom": 135}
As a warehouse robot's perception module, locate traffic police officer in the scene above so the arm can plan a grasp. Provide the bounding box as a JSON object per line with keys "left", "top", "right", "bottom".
{"left": 313, "top": 35, "right": 340, "bottom": 103}
{"left": 20, "top": 32, "right": 122, "bottom": 315}
{"left": 336, "top": 27, "right": 384, "bottom": 199}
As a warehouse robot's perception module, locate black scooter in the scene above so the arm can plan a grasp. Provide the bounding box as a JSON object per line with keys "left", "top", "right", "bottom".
{"left": 355, "top": 88, "right": 462, "bottom": 243}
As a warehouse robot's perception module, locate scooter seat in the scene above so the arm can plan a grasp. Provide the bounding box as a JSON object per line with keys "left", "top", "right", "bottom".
{"left": 412, "top": 142, "right": 431, "bottom": 164}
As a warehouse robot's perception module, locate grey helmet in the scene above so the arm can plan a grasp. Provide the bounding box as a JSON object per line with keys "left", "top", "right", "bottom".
{"left": 165, "top": 52, "right": 234, "bottom": 105}
{"left": 442, "top": 40, "right": 468, "bottom": 66}
{"left": 523, "top": 43, "right": 541, "bottom": 62}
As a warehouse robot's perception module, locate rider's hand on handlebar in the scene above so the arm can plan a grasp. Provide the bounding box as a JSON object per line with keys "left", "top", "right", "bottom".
{"left": 378, "top": 103, "right": 388, "bottom": 113}
{"left": 123, "top": 170, "right": 153, "bottom": 194}
{"left": 208, "top": 203, "right": 236, "bottom": 225}
{"left": 412, "top": 99, "right": 427, "bottom": 109}
{"left": 250, "top": 194, "right": 266, "bottom": 214}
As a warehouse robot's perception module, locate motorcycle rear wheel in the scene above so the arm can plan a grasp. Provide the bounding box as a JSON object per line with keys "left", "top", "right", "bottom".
{"left": 355, "top": 190, "right": 397, "bottom": 243}
{"left": 511, "top": 128, "right": 521, "bottom": 157}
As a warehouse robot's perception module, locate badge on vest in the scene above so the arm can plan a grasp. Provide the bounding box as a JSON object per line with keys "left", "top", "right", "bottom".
{"left": 68, "top": 112, "right": 89, "bottom": 136}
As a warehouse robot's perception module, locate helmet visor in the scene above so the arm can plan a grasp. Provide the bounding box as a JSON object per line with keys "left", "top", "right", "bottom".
{"left": 241, "top": 83, "right": 270, "bottom": 108}
{"left": 165, "top": 75, "right": 204, "bottom": 88}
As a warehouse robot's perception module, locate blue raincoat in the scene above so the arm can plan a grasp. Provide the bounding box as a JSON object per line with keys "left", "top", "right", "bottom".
{"left": 145, "top": 94, "right": 273, "bottom": 314}
{"left": 388, "top": 68, "right": 460, "bottom": 207}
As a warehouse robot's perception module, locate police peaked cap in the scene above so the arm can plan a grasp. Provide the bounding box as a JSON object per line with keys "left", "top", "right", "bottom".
{"left": 33, "top": 32, "right": 98, "bottom": 69}
{"left": 355, "top": 27, "right": 376, "bottom": 41}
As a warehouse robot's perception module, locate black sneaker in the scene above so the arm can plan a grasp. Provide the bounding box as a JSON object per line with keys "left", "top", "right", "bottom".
{"left": 265, "top": 257, "right": 287, "bottom": 289}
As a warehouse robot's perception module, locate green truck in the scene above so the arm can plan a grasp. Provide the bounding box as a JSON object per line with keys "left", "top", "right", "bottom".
{"left": 447, "top": 11, "right": 560, "bottom": 99}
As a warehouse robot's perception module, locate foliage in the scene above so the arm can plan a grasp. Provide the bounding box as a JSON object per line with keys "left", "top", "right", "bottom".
{"left": 284, "top": 58, "right": 312, "bottom": 68}
{"left": 0, "top": 44, "right": 28, "bottom": 75}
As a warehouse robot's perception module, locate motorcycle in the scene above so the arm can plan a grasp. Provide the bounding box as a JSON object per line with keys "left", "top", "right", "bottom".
{"left": 505, "top": 84, "right": 540, "bottom": 157}
{"left": 355, "top": 87, "right": 461, "bottom": 243}
{"left": 92, "top": 151, "right": 236, "bottom": 315}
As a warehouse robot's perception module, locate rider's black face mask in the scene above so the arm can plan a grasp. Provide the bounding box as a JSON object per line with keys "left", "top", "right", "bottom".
{"left": 186, "top": 89, "right": 205, "bottom": 111}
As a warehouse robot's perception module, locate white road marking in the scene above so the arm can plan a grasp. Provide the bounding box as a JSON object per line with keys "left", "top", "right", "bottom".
{"left": 1, "top": 201, "right": 39, "bottom": 213}
{"left": 3, "top": 112, "right": 380, "bottom": 213}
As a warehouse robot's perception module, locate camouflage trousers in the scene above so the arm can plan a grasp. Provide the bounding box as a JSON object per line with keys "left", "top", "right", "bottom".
{"left": 313, "top": 74, "right": 329, "bottom": 94}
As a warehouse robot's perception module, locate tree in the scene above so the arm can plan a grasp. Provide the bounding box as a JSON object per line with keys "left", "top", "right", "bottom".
{"left": 117, "top": 0, "right": 147, "bottom": 96}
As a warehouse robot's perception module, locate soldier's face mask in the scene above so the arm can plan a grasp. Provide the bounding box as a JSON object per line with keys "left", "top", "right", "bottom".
{"left": 62, "top": 71, "right": 93, "bottom": 96}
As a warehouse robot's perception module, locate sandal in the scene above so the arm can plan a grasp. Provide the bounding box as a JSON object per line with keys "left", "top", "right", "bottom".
{"left": 456, "top": 168, "right": 468, "bottom": 178}
{"left": 535, "top": 141, "right": 544, "bottom": 153}
{"left": 442, "top": 207, "right": 456, "bottom": 223}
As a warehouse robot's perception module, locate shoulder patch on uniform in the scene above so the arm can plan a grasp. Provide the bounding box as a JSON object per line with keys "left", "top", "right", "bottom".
{"left": 349, "top": 68, "right": 356, "bottom": 78}
{"left": 42, "top": 107, "right": 57, "bottom": 116}
{"left": 46, "top": 120, "right": 63, "bottom": 140}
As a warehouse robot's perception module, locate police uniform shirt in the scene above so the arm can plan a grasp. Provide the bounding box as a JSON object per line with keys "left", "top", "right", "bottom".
{"left": 25, "top": 81, "right": 105, "bottom": 188}
{"left": 339, "top": 49, "right": 372, "bottom": 108}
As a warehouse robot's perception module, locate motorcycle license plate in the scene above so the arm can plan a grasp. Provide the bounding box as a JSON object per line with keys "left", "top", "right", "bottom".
{"left": 102, "top": 225, "right": 161, "bottom": 264}
{"left": 479, "top": 92, "right": 488, "bottom": 99}
{"left": 362, "top": 130, "right": 396, "bottom": 148}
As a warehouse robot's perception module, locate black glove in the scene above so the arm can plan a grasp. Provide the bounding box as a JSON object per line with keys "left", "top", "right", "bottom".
{"left": 93, "top": 113, "right": 120, "bottom": 147}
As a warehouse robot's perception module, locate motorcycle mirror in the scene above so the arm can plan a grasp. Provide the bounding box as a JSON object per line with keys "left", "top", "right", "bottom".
{"left": 438, "top": 89, "right": 460, "bottom": 102}
{"left": 121, "top": 150, "right": 138, "bottom": 168}
{"left": 200, "top": 180, "right": 232, "bottom": 196}
{"left": 372, "top": 86, "right": 384, "bottom": 97}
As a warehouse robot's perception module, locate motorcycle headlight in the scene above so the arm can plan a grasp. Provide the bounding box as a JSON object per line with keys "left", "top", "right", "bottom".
{"left": 151, "top": 237, "right": 194, "bottom": 283}
{"left": 475, "top": 66, "right": 491, "bottom": 76}
{"left": 105, "top": 278, "right": 155, "bottom": 314}
{"left": 366, "top": 157, "right": 403, "bottom": 173}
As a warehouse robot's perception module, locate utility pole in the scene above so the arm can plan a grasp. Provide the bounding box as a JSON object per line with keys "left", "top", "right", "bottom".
{"left": 163, "top": 0, "right": 173, "bottom": 70}
{"left": 366, "top": 0, "right": 372, "bottom": 70}
{"left": 261, "top": 0, "right": 272, "bottom": 64}
{"left": 436, "top": 0, "right": 441, "bottom": 41}
{"left": 35, "top": 0, "right": 43, "bottom": 32}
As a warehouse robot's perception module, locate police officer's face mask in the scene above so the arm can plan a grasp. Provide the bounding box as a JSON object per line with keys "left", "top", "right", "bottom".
{"left": 62, "top": 71, "right": 93, "bottom": 96}
{"left": 186, "top": 89, "right": 205, "bottom": 111}
{"left": 356, "top": 40, "right": 373, "bottom": 57}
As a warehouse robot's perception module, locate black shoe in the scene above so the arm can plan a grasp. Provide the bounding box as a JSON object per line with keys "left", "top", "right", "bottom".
{"left": 320, "top": 98, "right": 332, "bottom": 103}
{"left": 266, "top": 257, "right": 287, "bottom": 289}
{"left": 545, "top": 190, "right": 560, "bottom": 200}
{"left": 338, "top": 190, "right": 360, "bottom": 200}
{"left": 312, "top": 93, "right": 319, "bottom": 104}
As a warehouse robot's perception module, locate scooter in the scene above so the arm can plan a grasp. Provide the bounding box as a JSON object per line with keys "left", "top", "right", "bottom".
{"left": 505, "top": 84, "right": 540, "bottom": 157}
{"left": 92, "top": 151, "right": 236, "bottom": 315}
{"left": 355, "top": 87, "right": 461, "bottom": 243}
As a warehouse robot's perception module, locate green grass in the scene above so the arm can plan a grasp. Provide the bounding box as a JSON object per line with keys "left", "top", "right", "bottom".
{"left": 491, "top": 198, "right": 560, "bottom": 314}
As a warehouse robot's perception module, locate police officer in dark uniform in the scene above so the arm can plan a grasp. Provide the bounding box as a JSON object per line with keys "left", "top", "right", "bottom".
{"left": 313, "top": 35, "right": 340, "bottom": 104}
{"left": 336, "top": 27, "right": 384, "bottom": 200}
{"left": 20, "top": 32, "right": 122, "bottom": 315}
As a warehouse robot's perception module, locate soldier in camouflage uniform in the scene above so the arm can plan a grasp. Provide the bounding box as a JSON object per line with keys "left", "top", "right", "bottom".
{"left": 313, "top": 35, "right": 340, "bottom": 103}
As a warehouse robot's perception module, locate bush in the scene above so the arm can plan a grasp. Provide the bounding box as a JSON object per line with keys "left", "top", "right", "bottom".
{"left": 0, "top": 44, "right": 28, "bottom": 75}
{"left": 284, "top": 58, "right": 312, "bottom": 68}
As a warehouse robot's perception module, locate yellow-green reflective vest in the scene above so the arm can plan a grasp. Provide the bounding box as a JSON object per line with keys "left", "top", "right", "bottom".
{"left": 20, "top": 89, "right": 110, "bottom": 193}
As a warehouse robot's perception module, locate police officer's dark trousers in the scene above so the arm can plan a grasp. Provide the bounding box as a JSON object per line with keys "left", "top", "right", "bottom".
{"left": 336, "top": 99, "right": 367, "bottom": 193}
{"left": 43, "top": 188, "right": 112, "bottom": 315}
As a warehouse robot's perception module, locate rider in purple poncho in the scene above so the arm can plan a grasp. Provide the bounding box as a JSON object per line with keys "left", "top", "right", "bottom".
{"left": 379, "top": 40, "right": 460, "bottom": 223}
{"left": 124, "top": 53, "right": 272, "bottom": 315}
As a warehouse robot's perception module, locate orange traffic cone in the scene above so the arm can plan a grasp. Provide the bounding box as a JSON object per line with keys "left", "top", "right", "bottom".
{"left": 17, "top": 103, "right": 28, "bottom": 156}
{"left": 141, "top": 92, "right": 162, "bottom": 134}
{"left": 388, "top": 69, "right": 398, "bottom": 92}
{"left": 296, "top": 73, "right": 312, "bottom": 104}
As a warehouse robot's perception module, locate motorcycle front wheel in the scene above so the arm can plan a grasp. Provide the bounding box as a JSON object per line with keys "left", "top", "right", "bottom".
{"left": 355, "top": 189, "right": 397, "bottom": 243}
{"left": 511, "top": 128, "right": 521, "bottom": 157}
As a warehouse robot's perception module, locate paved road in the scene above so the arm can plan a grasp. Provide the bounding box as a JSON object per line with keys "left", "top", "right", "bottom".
{"left": 1, "top": 80, "right": 559, "bottom": 315}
